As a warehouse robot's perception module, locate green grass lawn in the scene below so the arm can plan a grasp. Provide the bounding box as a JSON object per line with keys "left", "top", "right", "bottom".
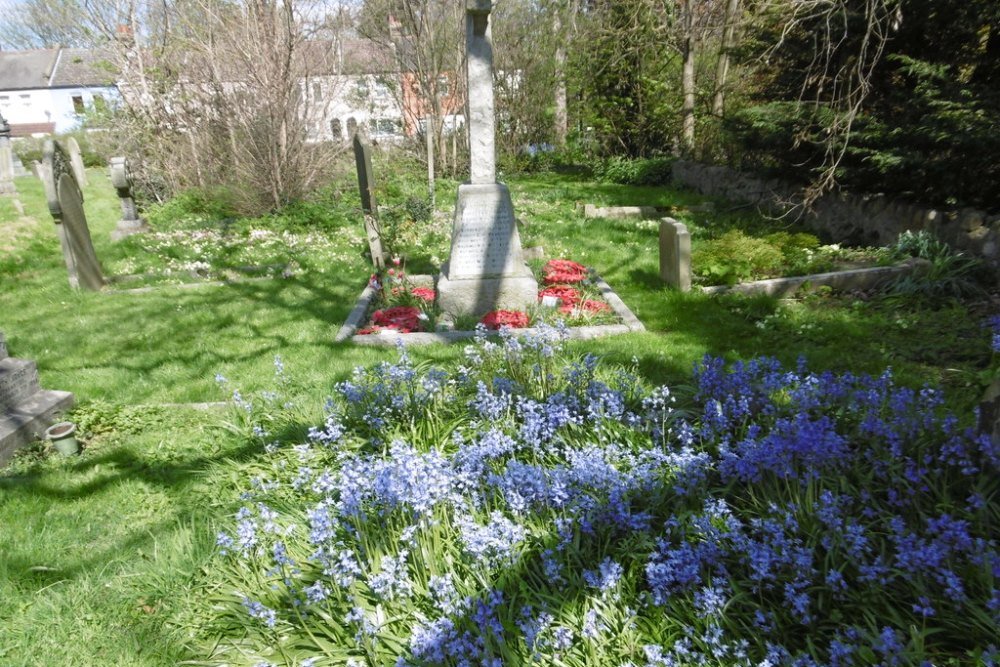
{"left": 0, "top": 163, "right": 994, "bottom": 665}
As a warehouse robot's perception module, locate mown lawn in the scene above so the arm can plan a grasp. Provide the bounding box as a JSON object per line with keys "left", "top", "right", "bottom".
{"left": 0, "top": 162, "right": 994, "bottom": 665}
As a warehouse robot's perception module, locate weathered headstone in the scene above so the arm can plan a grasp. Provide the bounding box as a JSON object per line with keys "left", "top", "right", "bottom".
{"left": 436, "top": 0, "right": 537, "bottom": 317}
{"left": 42, "top": 139, "right": 105, "bottom": 290}
{"left": 0, "top": 331, "right": 75, "bottom": 466}
{"left": 0, "top": 112, "right": 16, "bottom": 196}
{"left": 66, "top": 136, "right": 88, "bottom": 187}
{"left": 11, "top": 152, "right": 28, "bottom": 178}
{"left": 352, "top": 134, "right": 386, "bottom": 270}
{"left": 659, "top": 218, "right": 691, "bottom": 291}
{"left": 31, "top": 160, "right": 42, "bottom": 179}
{"left": 109, "top": 156, "right": 149, "bottom": 241}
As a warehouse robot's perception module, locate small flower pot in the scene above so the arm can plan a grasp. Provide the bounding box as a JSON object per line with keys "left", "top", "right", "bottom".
{"left": 45, "top": 421, "right": 79, "bottom": 457}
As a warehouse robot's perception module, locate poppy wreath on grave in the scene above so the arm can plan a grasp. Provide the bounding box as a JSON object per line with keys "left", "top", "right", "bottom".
{"left": 481, "top": 310, "right": 530, "bottom": 330}
{"left": 542, "top": 258, "right": 588, "bottom": 285}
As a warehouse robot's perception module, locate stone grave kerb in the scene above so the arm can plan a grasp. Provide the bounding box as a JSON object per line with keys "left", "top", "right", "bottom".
{"left": 435, "top": 0, "right": 538, "bottom": 319}
{"left": 43, "top": 139, "right": 105, "bottom": 291}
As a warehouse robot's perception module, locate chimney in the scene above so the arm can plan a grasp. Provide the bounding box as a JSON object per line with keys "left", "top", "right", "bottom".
{"left": 388, "top": 14, "right": 403, "bottom": 39}
{"left": 116, "top": 24, "right": 134, "bottom": 44}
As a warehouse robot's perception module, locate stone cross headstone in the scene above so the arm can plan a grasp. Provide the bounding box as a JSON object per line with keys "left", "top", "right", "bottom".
{"left": 42, "top": 139, "right": 105, "bottom": 290}
{"left": 352, "top": 134, "right": 386, "bottom": 270}
{"left": 109, "top": 156, "right": 149, "bottom": 241}
{"left": 0, "top": 113, "right": 16, "bottom": 196}
{"left": 659, "top": 218, "right": 692, "bottom": 291}
{"left": 436, "top": 0, "right": 537, "bottom": 318}
{"left": 66, "top": 136, "right": 88, "bottom": 187}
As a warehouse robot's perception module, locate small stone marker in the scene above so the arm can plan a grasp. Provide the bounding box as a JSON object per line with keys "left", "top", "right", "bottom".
{"left": 352, "top": 134, "right": 386, "bottom": 270}
{"left": 659, "top": 218, "right": 691, "bottom": 291}
{"left": 0, "top": 330, "right": 75, "bottom": 466}
{"left": 109, "top": 156, "right": 149, "bottom": 241}
{"left": 66, "top": 136, "right": 88, "bottom": 187}
{"left": 0, "top": 113, "right": 15, "bottom": 196}
{"left": 436, "top": 0, "right": 538, "bottom": 317}
{"left": 42, "top": 139, "right": 105, "bottom": 290}
{"left": 31, "top": 161, "right": 42, "bottom": 179}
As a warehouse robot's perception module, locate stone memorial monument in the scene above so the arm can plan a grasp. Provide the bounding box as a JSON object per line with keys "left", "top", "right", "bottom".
{"left": 109, "top": 156, "right": 149, "bottom": 241}
{"left": 66, "top": 136, "right": 88, "bottom": 187}
{"left": 0, "top": 331, "right": 75, "bottom": 465}
{"left": 436, "top": 0, "right": 537, "bottom": 317}
{"left": 0, "top": 112, "right": 16, "bottom": 196}
{"left": 43, "top": 139, "right": 105, "bottom": 290}
{"left": 352, "top": 134, "right": 386, "bottom": 269}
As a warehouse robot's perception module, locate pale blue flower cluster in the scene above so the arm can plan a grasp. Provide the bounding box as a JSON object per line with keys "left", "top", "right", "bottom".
{"left": 212, "top": 329, "right": 999, "bottom": 666}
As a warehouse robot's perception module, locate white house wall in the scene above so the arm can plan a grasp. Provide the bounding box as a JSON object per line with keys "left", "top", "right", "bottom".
{"left": 0, "top": 86, "right": 118, "bottom": 134}
{"left": 305, "top": 74, "right": 403, "bottom": 143}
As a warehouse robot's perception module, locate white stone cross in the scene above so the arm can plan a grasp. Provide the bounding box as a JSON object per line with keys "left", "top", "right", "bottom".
{"left": 466, "top": 0, "right": 495, "bottom": 184}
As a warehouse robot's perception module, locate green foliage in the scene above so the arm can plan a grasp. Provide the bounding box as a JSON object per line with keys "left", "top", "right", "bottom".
{"left": 593, "top": 156, "right": 674, "bottom": 186}
{"left": 145, "top": 187, "right": 240, "bottom": 229}
{"left": 691, "top": 230, "right": 845, "bottom": 285}
{"left": 886, "top": 231, "right": 987, "bottom": 301}
{"left": 379, "top": 195, "right": 436, "bottom": 260}
{"left": 728, "top": 0, "right": 1000, "bottom": 210}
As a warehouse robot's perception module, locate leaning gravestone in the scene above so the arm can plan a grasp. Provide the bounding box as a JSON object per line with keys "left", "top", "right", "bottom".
{"left": 109, "top": 156, "right": 149, "bottom": 241}
{"left": 42, "top": 139, "right": 105, "bottom": 290}
{"left": 0, "top": 112, "right": 16, "bottom": 196}
{"left": 66, "top": 136, "right": 88, "bottom": 187}
{"left": 0, "top": 331, "right": 75, "bottom": 465}
{"left": 352, "top": 134, "right": 386, "bottom": 270}
{"left": 436, "top": 0, "right": 537, "bottom": 317}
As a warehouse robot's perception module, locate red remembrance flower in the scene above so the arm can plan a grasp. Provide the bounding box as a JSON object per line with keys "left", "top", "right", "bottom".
{"left": 372, "top": 306, "right": 422, "bottom": 332}
{"left": 543, "top": 258, "right": 588, "bottom": 285}
{"left": 410, "top": 286, "right": 436, "bottom": 303}
{"left": 481, "top": 310, "right": 529, "bottom": 330}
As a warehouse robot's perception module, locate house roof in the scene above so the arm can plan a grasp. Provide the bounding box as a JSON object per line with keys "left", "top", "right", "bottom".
{"left": 0, "top": 47, "right": 116, "bottom": 90}
{"left": 0, "top": 39, "right": 400, "bottom": 93}
{"left": 51, "top": 48, "right": 116, "bottom": 87}
{"left": 0, "top": 49, "right": 59, "bottom": 90}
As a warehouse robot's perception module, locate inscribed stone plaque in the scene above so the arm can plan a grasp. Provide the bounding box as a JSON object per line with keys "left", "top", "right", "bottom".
{"left": 448, "top": 187, "right": 519, "bottom": 277}
{"left": 43, "top": 140, "right": 105, "bottom": 290}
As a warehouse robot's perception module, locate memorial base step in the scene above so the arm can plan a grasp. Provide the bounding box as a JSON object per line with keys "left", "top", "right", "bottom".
{"left": 0, "top": 389, "right": 75, "bottom": 465}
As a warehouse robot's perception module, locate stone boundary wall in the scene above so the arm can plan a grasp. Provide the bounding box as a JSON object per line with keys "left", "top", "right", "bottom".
{"left": 672, "top": 161, "right": 1000, "bottom": 264}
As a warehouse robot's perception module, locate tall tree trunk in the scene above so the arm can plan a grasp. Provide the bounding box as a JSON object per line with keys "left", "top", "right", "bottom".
{"left": 712, "top": 0, "right": 740, "bottom": 117}
{"left": 425, "top": 111, "right": 435, "bottom": 206}
{"left": 680, "top": 2, "right": 696, "bottom": 154}
{"left": 553, "top": 10, "right": 568, "bottom": 147}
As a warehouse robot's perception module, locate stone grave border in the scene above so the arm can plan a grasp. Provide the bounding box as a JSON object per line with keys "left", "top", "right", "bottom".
{"left": 697, "top": 258, "right": 930, "bottom": 297}
{"left": 579, "top": 206, "right": 932, "bottom": 299}
{"left": 335, "top": 270, "right": 645, "bottom": 346}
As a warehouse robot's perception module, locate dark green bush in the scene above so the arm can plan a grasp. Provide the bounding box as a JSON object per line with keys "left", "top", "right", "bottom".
{"left": 593, "top": 156, "right": 674, "bottom": 186}
{"left": 145, "top": 187, "right": 239, "bottom": 229}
